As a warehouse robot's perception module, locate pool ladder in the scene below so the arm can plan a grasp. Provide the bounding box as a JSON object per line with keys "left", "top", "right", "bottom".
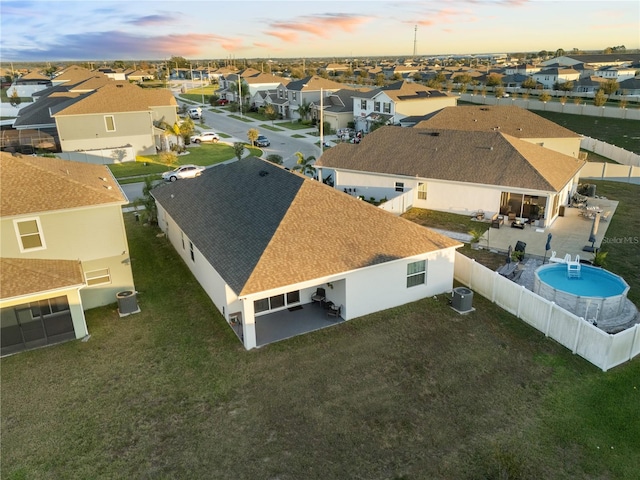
{"left": 567, "top": 255, "right": 581, "bottom": 279}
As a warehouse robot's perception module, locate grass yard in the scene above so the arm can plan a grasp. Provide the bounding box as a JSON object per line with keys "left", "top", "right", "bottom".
{"left": 259, "top": 123, "right": 285, "bottom": 132}
{"left": 228, "top": 114, "right": 255, "bottom": 123}
{"left": 533, "top": 111, "right": 640, "bottom": 154}
{"left": 2, "top": 212, "right": 639, "bottom": 479}
{"left": 108, "top": 144, "right": 237, "bottom": 178}
{"left": 275, "top": 121, "right": 313, "bottom": 130}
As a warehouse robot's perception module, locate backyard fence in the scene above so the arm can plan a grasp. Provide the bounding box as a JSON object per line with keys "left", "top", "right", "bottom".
{"left": 454, "top": 252, "right": 640, "bottom": 371}
{"left": 580, "top": 162, "right": 640, "bottom": 185}
{"left": 460, "top": 94, "right": 640, "bottom": 121}
{"left": 580, "top": 136, "right": 640, "bottom": 168}
{"left": 378, "top": 189, "right": 414, "bottom": 215}
{"left": 57, "top": 146, "right": 135, "bottom": 164}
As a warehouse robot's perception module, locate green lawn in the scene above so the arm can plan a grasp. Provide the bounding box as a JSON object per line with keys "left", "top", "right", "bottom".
{"left": 2, "top": 213, "right": 639, "bottom": 479}
{"left": 274, "top": 121, "right": 313, "bottom": 130}
{"left": 533, "top": 111, "right": 640, "bottom": 154}
{"left": 259, "top": 123, "right": 285, "bottom": 132}
{"left": 108, "top": 144, "right": 237, "bottom": 178}
{"left": 228, "top": 114, "right": 255, "bottom": 123}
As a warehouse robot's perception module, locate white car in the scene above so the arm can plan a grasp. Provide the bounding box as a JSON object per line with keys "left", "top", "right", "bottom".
{"left": 162, "top": 164, "right": 205, "bottom": 182}
{"left": 190, "top": 131, "right": 219, "bottom": 143}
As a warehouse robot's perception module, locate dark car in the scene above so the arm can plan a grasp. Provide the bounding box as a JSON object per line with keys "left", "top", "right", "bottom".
{"left": 255, "top": 135, "right": 270, "bottom": 147}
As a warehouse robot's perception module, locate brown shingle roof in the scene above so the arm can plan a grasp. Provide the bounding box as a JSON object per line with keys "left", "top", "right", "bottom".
{"left": 152, "top": 157, "right": 460, "bottom": 296}
{"left": 53, "top": 83, "right": 177, "bottom": 116}
{"left": 20, "top": 71, "right": 51, "bottom": 81}
{"left": 414, "top": 106, "right": 581, "bottom": 139}
{"left": 0, "top": 258, "right": 84, "bottom": 300}
{"left": 242, "top": 176, "right": 460, "bottom": 295}
{"left": 316, "top": 126, "right": 585, "bottom": 192}
{"left": 0, "top": 153, "right": 126, "bottom": 217}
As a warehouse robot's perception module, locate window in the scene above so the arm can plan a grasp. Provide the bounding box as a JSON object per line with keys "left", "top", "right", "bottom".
{"left": 14, "top": 218, "right": 46, "bottom": 251}
{"left": 383, "top": 102, "right": 391, "bottom": 113}
{"left": 292, "top": 92, "right": 297, "bottom": 101}
{"left": 253, "top": 290, "right": 301, "bottom": 315}
{"left": 407, "top": 260, "right": 427, "bottom": 288}
{"left": 278, "top": 90, "right": 283, "bottom": 99}
{"left": 374, "top": 101, "right": 380, "bottom": 111}
{"left": 190, "top": 242, "right": 195, "bottom": 262}
{"left": 104, "top": 115, "right": 116, "bottom": 132}
{"left": 395, "top": 182, "right": 404, "bottom": 192}
{"left": 360, "top": 99, "right": 367, "bottom": 109}
{"left": 85, "top": 268, "right": 111, "bottom": 286}
{"left": 417, "top": 182, "right": 427, "bottom": 200}
{"left": 181, "top": 231, "right": 185, "bottom": 250}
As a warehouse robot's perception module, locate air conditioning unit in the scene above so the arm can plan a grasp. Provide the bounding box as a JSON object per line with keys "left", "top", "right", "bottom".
{"left": 451, "top": 287, "right": 474, "bottom": 314}
{"left": 116, "top": 290, "right": 140, "bottom": 317}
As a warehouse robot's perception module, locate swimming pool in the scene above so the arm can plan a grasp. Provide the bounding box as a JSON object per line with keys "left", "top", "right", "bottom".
{"left": 534, "top": 263, "right": 630, "bottom": 323}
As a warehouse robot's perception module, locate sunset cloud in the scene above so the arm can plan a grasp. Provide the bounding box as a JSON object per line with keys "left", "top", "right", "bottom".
{"left": 267, "top": 13, "right": 372, "bottom": 42}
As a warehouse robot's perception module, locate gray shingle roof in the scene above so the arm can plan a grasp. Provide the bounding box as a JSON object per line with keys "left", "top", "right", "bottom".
{"left": 316, "top": 126, "right": 584, "bottom": 192}
{"left": 152, "top": 158, "right": 460, "bottom": 296}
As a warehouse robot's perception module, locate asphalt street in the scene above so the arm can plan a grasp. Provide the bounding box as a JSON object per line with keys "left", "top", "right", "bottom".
{"left": 119, "top": 94, "right": 329, "bottom": 202}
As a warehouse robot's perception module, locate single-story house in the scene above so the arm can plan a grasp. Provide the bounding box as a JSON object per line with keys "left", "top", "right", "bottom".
{"left": 315, "top": 126, "right": 586, "bottom": 227}
{"left": 414, "top": 106, "right": 583, "bottom": 159}
{"left": 152, "top": 157, "right": 461, "bottom": 350}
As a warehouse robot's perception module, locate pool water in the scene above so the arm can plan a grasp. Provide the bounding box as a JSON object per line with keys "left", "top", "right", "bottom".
{"left": 537, "top": 264, "right": 627, "bottom": 297}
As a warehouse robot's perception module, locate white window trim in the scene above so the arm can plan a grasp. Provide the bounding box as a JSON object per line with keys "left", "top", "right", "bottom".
{"left": 85, "top": 268, "right": 111, "bottom": 286}
{"left": 13, "top": 217, "right": 47, "bottom": 252}
{"left": 104, "top": 115, "right": 116, "bottom": 132}
{"left": 407, "top": 260, "right": 427, "bottom": 288}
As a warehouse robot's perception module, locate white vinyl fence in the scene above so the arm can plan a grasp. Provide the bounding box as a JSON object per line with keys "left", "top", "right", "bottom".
{"left": 378, "top": 189, "right": 414, "bottom": 215}
{"left": 459, "top": 93, "right": 640, "bottom": 120}
{"left": 580, "top": 162, "right": 640, "bottom": 185}
{"left": 580, "top": 136, "right": 640, "bottom": 168}
{"left": 454, "top": 252, "right": 640, "bottom": 371}
{"left": 56, "top": 146, "right": 136, "bottom": 164}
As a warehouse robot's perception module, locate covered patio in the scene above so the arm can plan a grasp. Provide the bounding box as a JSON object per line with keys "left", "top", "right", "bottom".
{"left": 478, "top": 197, "right": 619, "bottom": 259}
{"left": 255, "top": 302, "right": 344, "bottom": 348}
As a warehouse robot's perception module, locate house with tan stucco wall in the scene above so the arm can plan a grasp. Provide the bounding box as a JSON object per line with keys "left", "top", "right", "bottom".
{"left": 0, "top": 153, "right": 136, "bottom": 356}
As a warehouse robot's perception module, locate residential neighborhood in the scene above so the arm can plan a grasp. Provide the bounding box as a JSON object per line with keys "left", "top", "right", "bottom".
{"left": 1, "top": 1, "right": 640, "bottom": 476}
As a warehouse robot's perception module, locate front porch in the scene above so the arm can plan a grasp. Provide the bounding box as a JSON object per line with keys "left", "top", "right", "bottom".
{"left": 255, "top": 302, "right": 344, "bottom": 347}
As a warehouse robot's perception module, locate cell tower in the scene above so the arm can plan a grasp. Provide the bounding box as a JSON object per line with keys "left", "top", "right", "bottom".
{"left": 413, "top": 25, "right": 417, "bottom": 57}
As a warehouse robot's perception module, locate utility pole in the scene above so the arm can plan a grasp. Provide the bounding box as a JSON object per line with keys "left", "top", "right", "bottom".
{"left": 319, "top": 87, "right": 324, "bottom": 156}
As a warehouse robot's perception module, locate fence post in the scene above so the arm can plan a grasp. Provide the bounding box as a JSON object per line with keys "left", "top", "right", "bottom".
{"left": 468, "top": 259, "right": 475, "bottom": 290}
{"left": 573, "top": 319, "right": 583, "bottom": 354}
{"left": 629, "top": 323, "right": 640, "bottom": 361}
{"left": 603, "top": 334, "right": 614, "bottom": 372}
{"left": 516, "top": 285, "right": 525, "bottom": 318}
{"left": 545, "top": 301, "right": 554, "bottom": 337}
{"left": 492, "top": 272, "right": 498, "bottom": 303}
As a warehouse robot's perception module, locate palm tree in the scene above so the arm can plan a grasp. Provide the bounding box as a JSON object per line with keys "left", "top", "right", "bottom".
{"left": 295, "top": 100, "right": 311, "bottom": 122}
{"left": 292, "top": 151, "right": 316, "bottom": 177}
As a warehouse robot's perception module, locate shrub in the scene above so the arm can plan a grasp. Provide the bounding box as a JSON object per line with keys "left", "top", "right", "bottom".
{"left": 159, "top": 151, "right": 177, "bottom": 165}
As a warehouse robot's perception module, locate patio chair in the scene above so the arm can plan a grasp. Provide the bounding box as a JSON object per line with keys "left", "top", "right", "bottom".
{"left": 327, "top": 303, "right": 342, "bottom": 319}
{"left": 508, "top": 212, "right": 516, "bottom": 222}
{"left": 311, "top": 287, "right": 326, "bottom": 305}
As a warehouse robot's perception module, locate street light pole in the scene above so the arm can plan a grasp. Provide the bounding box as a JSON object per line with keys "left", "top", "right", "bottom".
{"left": 319, "top": 87, "right": 324, "bottom": 156}
{"left": 238, "top": 76, "right": 242, "bottom": 117}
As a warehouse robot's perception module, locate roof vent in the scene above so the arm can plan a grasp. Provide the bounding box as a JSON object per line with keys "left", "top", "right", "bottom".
{"left": 480, "top": 107, "right": 490, "bottom": 111}
{"left": 100, "top": 177, "right": 108, "bottom": 182}
{"left": 430, "top": 132, "right": 440, "bottom": 136}
{"left": 517, "top": 127, "right": 523, "bottom": 131}
{"left": 259, "top": 170, "right": 269, "bottom": 177}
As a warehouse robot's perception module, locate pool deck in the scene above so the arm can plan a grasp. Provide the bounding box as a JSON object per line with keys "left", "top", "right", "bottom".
{"left": 476, "top": 197, "right": 619, "bottom": 260}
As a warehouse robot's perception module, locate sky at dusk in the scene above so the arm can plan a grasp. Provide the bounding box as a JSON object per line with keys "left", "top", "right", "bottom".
{"left": 1, "top": 0, "right": 638, "bottom": 62}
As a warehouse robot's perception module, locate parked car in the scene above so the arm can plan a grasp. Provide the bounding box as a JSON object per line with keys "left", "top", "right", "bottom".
{"left": 217, "top": 99, "right": 229, "bottom": 106}
{"left": 255, "top": 135, "right": 270, "bottom": 147}
{"left": 187, "top": 107, "right": 202, "bottom": 119}
{"left": 190, "top": 131, "right": 220, "bottom": 143}
{"left": 162, "top": 164, "right": 205, "bottom": 182}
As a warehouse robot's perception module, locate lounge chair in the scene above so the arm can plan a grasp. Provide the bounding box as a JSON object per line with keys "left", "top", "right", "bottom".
{"left": 601, "top": 211, "right": 611, "bottom": 222}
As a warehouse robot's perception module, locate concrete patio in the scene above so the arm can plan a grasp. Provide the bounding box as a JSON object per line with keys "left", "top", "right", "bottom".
{"left": 477, "top": 197, "right": 618, "bottom": 260}
{"left": 255, "top": 303, "right": 344, "bottom": 347}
